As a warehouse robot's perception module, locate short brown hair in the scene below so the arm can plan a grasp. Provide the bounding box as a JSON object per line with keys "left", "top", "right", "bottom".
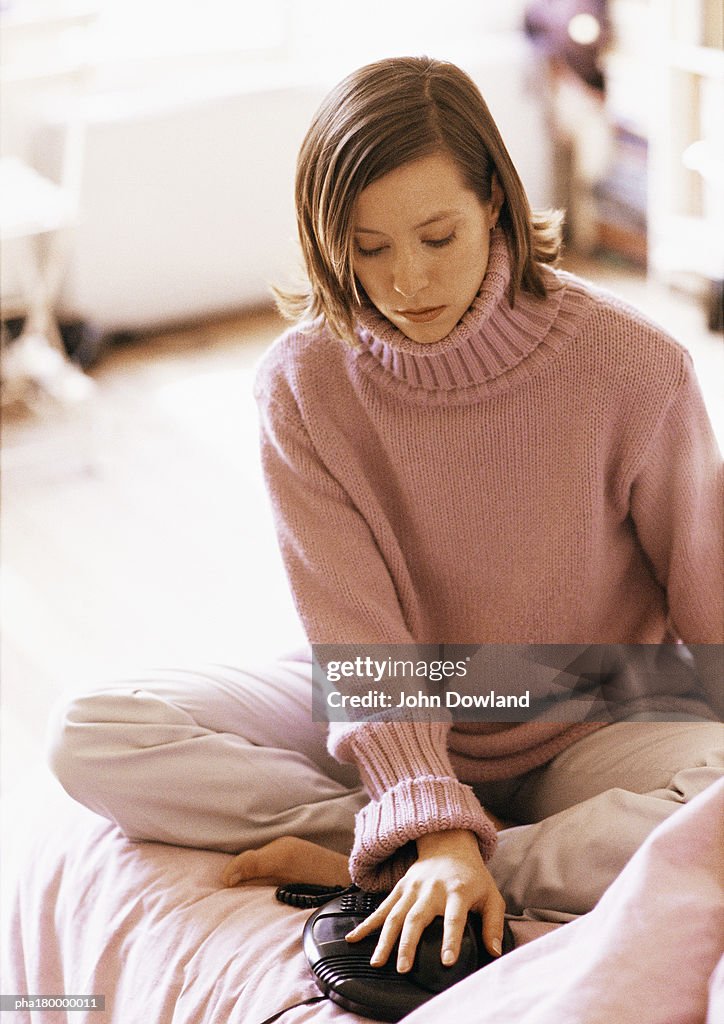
{"left": 276, "top": 56, "right": 563, "bottom": 343}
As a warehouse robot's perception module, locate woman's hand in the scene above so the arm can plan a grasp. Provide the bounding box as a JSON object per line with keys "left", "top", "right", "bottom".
{"left": 345, "top": 829, "right": 505, "bottom": 972}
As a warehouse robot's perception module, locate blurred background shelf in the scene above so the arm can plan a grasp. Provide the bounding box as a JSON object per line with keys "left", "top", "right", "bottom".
{"left": 646, "top": 0, "right": 723, "bottom": 325}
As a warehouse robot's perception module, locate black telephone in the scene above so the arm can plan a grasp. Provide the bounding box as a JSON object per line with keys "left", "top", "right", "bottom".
{"left": 278, "top": 885, "right": 513, "bottom": 1022}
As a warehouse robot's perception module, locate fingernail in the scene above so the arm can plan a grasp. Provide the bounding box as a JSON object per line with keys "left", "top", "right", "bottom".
{"left": 491, "top": 938, "right": 502, "bottom": 956}
{"left": 397, "top": 957, "right": 410, "bottom": 972}
{"left": 442, "top": 949, "right": 455, "bottom": 965}
{"left": 370, "top": 955, "right": 383, "bottom": 967}
{"left": 226, "top": 874, "right": 239, "bottom": 887}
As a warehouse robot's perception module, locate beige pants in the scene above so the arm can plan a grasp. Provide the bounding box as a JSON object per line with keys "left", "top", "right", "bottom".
{"left": 48, "top": 653, "right": 724, "bottom": 918}
{"left": 475, "top": 720, "right": 724, "bottom": 914}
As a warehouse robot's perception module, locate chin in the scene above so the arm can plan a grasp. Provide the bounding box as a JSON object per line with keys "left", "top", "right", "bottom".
{"left": 398, "top": 318, "right": 457, "bottom": 345}
{"left": 407, "top": 330, "right": 448, "bottom": 345}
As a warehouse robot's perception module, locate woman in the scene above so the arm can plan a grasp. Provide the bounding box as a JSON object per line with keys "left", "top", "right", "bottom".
{"left": 50, "top": 57, "right": 723, "bottom": 977}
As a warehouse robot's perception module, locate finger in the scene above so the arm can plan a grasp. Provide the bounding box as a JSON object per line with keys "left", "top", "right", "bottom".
{"left": 440, "top": 894, "right": 468, "bottom": 966}
{"left": 368, "top": 895, "right": 416, "bottom": 967}
{"left": 345, "top": 890, "right": 402, "bottom": 942}
{"left": 480, "top": 889, "right": 507, "bottom": 958}
{"left": 396, "top": 902, "right": 438, "bottom": 973}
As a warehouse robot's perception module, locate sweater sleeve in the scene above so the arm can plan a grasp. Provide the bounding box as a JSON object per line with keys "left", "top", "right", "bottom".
{"left": 628, "top": 353, "right": 723, "bottom": 715}
{"left": 256, "top": 362, "right": 497, "bottom": 887}
{"left": 330, "top": 720, "right": 497, "bottom": 890}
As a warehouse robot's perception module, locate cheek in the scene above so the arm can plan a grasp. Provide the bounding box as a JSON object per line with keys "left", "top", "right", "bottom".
{"left": 456, "top": 237, "right": 490, "bottom": 293}
{"left": 354, "top": 263, "right": 385, "bottom": 301}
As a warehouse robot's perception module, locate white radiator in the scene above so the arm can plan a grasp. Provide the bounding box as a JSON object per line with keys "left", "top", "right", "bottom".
{"left": 43, "top": 72, "right": 328, "bottom": 331}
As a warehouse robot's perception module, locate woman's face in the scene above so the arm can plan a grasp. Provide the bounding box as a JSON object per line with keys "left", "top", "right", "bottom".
{"left": 352, "top": 151, "right": 502, "bottom": 344}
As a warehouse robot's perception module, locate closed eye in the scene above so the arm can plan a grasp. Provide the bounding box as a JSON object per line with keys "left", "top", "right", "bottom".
{"left": 424, "top": 232, "right": 456, "bottom": 249}
{"left": 355, "top": 231, "right": 456, "bottom": 258}
{"left": 355, "top": 242, "right": 389, "bottom": 257}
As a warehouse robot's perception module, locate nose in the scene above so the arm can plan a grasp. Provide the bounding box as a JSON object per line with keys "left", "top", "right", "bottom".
{"left": 391, "top": 251, "right": 429, "bottom": 299}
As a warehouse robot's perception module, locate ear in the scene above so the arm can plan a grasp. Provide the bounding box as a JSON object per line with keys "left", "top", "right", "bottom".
{"left": 489, "top": 175, "right": 505, "bottom": 229}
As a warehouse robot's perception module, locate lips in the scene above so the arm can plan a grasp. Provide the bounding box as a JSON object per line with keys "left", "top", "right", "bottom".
{"left": 397, "top": 305, "right": 446, "bottom": 324}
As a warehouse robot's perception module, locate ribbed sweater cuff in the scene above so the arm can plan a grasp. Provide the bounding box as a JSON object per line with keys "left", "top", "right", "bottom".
{"left": 329, "top": 720, "right": 456, "bottom": 799}
{"left": 348, "top": 776, "right": 498, "bottom": 892}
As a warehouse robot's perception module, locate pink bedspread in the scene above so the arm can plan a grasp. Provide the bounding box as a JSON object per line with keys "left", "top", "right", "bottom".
{"left": 3, "top": 777, "right": 723, "bottom": 1023}
{"left": 3, "top": 780, "right": 369, "bottom": 1024}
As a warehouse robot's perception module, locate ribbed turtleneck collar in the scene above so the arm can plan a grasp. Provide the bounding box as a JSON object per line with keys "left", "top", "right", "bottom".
{"left": 352, "top": 229, "right": 570, "bottom": 395}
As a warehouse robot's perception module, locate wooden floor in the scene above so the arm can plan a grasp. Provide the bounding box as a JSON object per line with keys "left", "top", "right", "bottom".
{"left": 1, "top": 305, "right": 307, "bottom": 806}
{"left": 2, "top": 259, "right": 722, "bottom": 805}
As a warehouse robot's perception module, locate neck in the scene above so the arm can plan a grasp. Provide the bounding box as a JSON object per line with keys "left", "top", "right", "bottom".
{"left": 352, "top": 229, "right": 572, "bottom": 394}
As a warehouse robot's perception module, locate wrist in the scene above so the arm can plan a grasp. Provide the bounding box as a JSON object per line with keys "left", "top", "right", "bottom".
{"left": 416, "top": 829, "right": 480, "bottom": 857}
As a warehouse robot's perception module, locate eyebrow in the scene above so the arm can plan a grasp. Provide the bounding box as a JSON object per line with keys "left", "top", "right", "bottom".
{"left": 354, "top": 209, "right": 463, "bottom": 235}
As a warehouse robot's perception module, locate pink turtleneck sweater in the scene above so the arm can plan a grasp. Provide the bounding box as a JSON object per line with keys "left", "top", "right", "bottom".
{"left": 254, "top": 231, "right": 723, "bottom": 889}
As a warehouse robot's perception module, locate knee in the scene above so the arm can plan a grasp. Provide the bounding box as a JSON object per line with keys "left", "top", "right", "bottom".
{"left": 47, "top": 682, "right": 197, "bottom": 799}
{"left": 46, "top": 688, "right": 135, "bottom": 802}
{"left": 47, "top": 692, "right": 100, "bottom": 797}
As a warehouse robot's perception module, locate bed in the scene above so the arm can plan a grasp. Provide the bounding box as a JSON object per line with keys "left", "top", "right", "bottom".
{"left": 3, "top": 769, "right": 722, "bottom": 1024}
